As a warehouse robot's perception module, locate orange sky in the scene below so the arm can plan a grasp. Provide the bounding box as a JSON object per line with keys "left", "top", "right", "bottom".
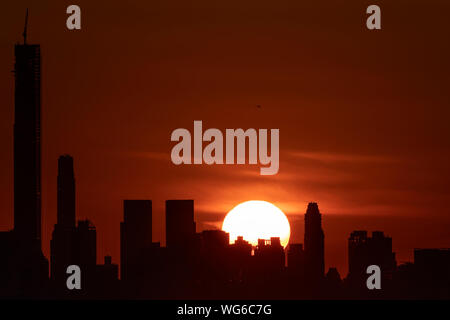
{"left": 0, "top": 0, "right": 449, "bottom": 275}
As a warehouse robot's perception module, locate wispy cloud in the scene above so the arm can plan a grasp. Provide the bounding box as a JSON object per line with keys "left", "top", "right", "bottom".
{"left": 285, "top": 150, "right": 397, "bottom": 164}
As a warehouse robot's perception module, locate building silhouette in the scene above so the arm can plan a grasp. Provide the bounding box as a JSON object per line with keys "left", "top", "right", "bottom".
{"left": 254, "top": 238, "right": 285, "bottom": 276}
{"left": 51, "top": 217, "right": 98, "bottom": 295}
{"left": 304, "top": 202, "right": 325, "bottom": 281}
{"left": 0, "top": 15, "right": 49, "bottom": 297}
{"left": 347, "top": 231, "right": 396, "bottom": 291}
{"left": 413, "top": 248, "right": 450, "bottom": 297}
{"left": 74, "top": 220, "right": 97, "bottom": 286}
{"left": 94, "top": 255, "right": 119, "bottom": 298}
{"left": 287, "top": 243, "right": 306, "bottom": 280}
{"left": 325, "top": 267, "right": 343, "bottom": 297}
{"left": 228, "top": 236, "right": 252, "bottom": 285}
{"left": 198, "top": 230, "right": 231, "bottom": 296}
{"left": 254, "top": 238, "right": 284, "bottom": 271}
{"left": 414, "top": 248, "right": 450, "bottom": 279}
{"left": 0, "top": 231, "right": 16, "bottom": 297}
{"left": 201, "top": 230, "right": 229, "bottom": 253}
{"left": 120, "top": 200, "right": 152, "bottom": 284}
{"left": 50, "top": 156, "right": 77, "bottom": 285}
{"left": 50, "top": 156, "right": 99, "bottom": 295}
{"left": 13, "top": 27, "right": 42, "bottom": 248}
{"left": 165, "top": 200, "right": 196, "bottom": 248}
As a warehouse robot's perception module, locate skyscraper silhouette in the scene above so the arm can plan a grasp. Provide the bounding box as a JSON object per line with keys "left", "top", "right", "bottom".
{"left": 13, "top": 15, "right": 42, "bottom": 247}
{"left": 51, "top": 155, "right": 77, "bottom": 285}
{"left": 287, "top": 243, "right": 305, "bottom": 272}
{"left": 120, "top": 200, "right": 152, "bottom": 282}
{"left": 304, "top": 202, "right": 325, "bottom": 280}
{"left": 254, "top": 237, "right": 285, "bottom": 273}
{"left": 50, "top": 156, "right": 100, "bottom": 294}
{"left": 74, "top": 220, "right": 97, "bottom": 272}
{"left": 6, "top": 14, "right": 49, "bottom": 297}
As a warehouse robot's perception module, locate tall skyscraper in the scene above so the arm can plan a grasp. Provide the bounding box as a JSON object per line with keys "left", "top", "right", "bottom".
{"left": 13, "top": 13, "right": 42, "bottom": 247}
{"left": 120, "top": 200, "right": 152, "bottom": 281}
{"left": 7, "top": 14, "right": 49, "bottom": 296}
{"left": 304, "top": 202, "right": 325, "bottom": 279}
{"left": 51, "top": 155, "right": 98, "bottom": 293}
{"left": 165, "top": 200, "right": 195, "bottom": 248}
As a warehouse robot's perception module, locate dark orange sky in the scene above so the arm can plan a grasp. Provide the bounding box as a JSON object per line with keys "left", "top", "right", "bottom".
{"left": 1, "top": 0, "right": 449, "bottom": 275}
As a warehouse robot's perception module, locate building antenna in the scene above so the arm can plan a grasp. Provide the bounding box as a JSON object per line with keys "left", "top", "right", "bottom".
{"left": 23, "top": 8, "right": 28, "bottom": 44}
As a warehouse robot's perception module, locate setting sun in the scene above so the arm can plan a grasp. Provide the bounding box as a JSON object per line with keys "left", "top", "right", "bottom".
{"left": 222, "top": 200, "right": 291, "bottom": 247}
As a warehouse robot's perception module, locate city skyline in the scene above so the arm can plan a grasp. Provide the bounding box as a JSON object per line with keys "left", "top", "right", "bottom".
{"left": 0, "top": 30, "right": 449, "bottom": 297}
{"left": 1, "top": 1, "right": 450, "bottom": 278}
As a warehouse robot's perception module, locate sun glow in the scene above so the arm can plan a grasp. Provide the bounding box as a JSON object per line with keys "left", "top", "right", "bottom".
{"left": 222, "top": 200, "right": 291, "bottom": 247}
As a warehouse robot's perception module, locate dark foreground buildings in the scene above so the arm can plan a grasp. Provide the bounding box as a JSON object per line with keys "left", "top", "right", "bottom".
{"left": 411, "top": 249, "right": 450, "bottom": 298}
{"left": 0, "top": 20, "right": 48, "bottom": 298}
{"left": 50, "top": 155, "right": 118, "bottom": 297}
{"left": 1, "top": 23, "right": 450, "bottom": 300}
{"left": 304, "top": 202, "right": 325, "bottom": 281}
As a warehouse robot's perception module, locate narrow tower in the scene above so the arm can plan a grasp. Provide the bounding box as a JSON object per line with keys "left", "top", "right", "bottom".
{"left": 304, "top": 202, "right": 325, "bottom": 280}
{"left": 51, "top": 155, "right": 76, "bottom": 283}
{"left": 165, "top": 200, "right": 195, "bottom": 249}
